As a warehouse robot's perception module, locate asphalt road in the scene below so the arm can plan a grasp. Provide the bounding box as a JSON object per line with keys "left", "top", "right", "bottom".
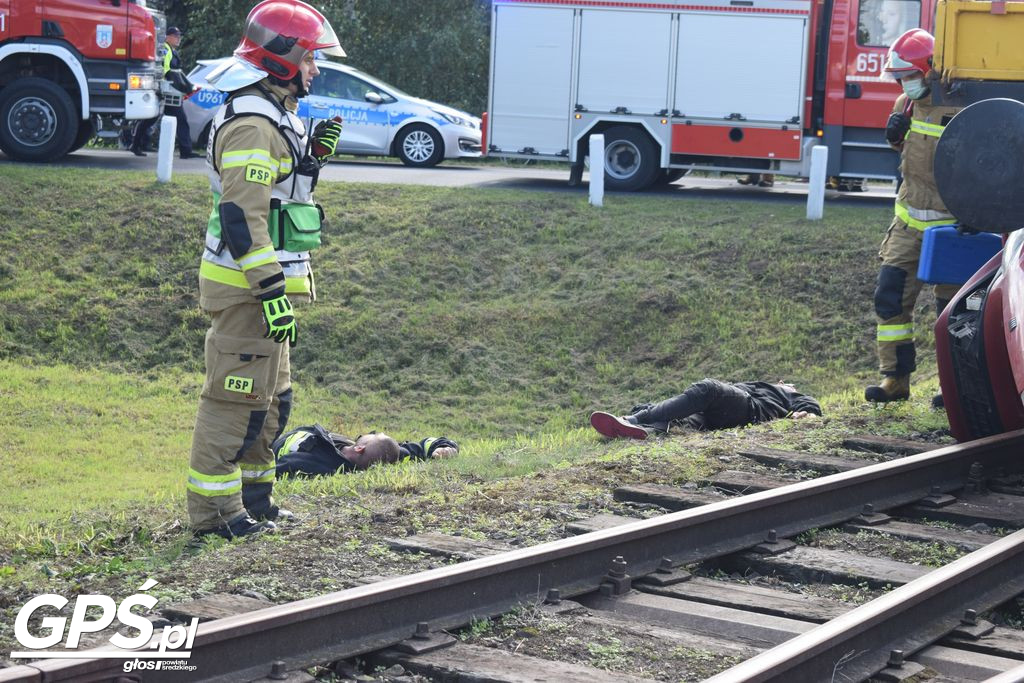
{"left": 1, "top": 148, "right": 896, "bottom": 206}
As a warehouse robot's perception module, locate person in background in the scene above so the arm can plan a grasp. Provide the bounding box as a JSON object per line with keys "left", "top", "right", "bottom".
{"left": 130, "top": 26, "right": 196, "bottom": 157}
{"left": 737, "top": 173, "right": 774, "bottom": 188}
{"left": 590, "top": 378, "right": 821, "bottom": 440}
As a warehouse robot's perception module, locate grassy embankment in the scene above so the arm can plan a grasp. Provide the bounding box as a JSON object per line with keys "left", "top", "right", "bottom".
{"left": 0, "top": 165, "right": 948, "bottom": 556}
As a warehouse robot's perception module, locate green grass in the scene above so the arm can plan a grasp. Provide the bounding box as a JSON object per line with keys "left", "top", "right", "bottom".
{"left": 0, "top": 165, "right": 947, "bottom": 550}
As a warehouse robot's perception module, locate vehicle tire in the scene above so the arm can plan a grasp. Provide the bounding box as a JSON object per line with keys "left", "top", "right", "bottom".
{"left": 656, "top": 168, "right": 689, "bottom": 185}
{"left": 601, "top": 125, "right": 660, "bottom": 191}
{"left": 0, "top": 78, "right": 78, "bottom": 162}
{"left": 395, "top": 123, "right": 444, "bottom": 167}
{"left": 67, "top": 119, "right": 96, "bottom": 155}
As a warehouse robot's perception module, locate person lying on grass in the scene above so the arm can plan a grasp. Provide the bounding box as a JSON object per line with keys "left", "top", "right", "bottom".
{"left": 273, "top": 424, "right": 458, "bottom": 477}
{"left": 590, "top": 378, "right": 821, "bottom": 440}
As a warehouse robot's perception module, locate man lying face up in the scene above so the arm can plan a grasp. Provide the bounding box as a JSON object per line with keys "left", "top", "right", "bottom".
{"left": 273, "top": 424, "right": 458, "bottom": 477}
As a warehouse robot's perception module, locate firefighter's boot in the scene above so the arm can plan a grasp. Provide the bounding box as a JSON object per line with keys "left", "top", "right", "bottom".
{"left": 865, "top": 375, "right": 911, "bottom": 403}
{"left": 195, "top": 514, "right": 276, "bottom": 540}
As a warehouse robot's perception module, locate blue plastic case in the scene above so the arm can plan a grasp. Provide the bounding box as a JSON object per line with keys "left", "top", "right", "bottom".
{"left": 918, "top": 226, "right": 1002, "bottom": 285}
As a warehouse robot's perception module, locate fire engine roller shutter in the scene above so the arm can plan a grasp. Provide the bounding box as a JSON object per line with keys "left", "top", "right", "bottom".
{"left": 672, "top": 3, "right": 809, "bottom": 160}
{"left": 489, "top": 5, "right": 574, "bottom": 156}
{"left": 577, "top": 10, "right": 672, "bottom": 115}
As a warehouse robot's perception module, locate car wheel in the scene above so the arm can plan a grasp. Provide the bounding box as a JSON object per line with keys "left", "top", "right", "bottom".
{"left": 395, "top": 124, "right": 444, "bottom": 167}
{"left": 67, "top": 118, "right": 96, "bottom": 154}
{"left": 601, "top": 125, "right": 660, "bottom": 191}
{"left": 0, "top": 78, "right": 78, "bottom": 162}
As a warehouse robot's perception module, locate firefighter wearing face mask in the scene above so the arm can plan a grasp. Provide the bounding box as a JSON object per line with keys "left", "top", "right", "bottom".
{"left": 187, "top": 0, "right": 345, "bottom": 539}
{"left": 864, "top": 29, "right": 961, "bottom": 404}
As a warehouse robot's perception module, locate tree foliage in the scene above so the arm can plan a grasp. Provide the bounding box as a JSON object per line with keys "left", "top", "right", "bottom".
{"left": 167, "top": 0, "right": 491, "bottom": 115}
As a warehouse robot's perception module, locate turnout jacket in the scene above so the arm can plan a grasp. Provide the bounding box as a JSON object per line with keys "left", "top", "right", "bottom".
{"left": 273, "top": 424, "right": 458, "bottom": 478}
{"left": 199, "top": 80, "right": 320, "bottom": 311}
{"left": 892, "top": 93, "right": 962, "bottom": 230}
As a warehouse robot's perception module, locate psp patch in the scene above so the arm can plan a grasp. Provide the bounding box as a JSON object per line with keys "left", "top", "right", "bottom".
{"left": 245, "top": 164, "right": 273, "bottom": 186}
{"left": 224, "top": 375, "right": 254, "bottom": 393}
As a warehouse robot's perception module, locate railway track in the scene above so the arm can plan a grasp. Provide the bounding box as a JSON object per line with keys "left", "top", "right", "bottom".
{"left": 4, "top": 428, "right": 1024, "bottom": 683}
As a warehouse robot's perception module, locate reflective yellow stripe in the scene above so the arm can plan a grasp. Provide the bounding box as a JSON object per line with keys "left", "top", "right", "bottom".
{"left": 894, "top": 203, "right": 955, "bottom": 231}
{"left": 878, "top": 323, "right": 914, "bottom": 342}
{"left": 200, "top": 259, "right": 312, "bottom": 295}
{"left": 285, "top": 276, "right": 312, "bottom": 296}
{"left": 910, "top": 119, "right": 945, "bottom": 138}
{"left": 187, "top": 467, "right": 242, "bottom": 497}
{"left": 221, "top": 149, "right": 278, "bottom": 171}
{"left": 241, "top": 466, "right": 276, "bottom": 484}
{"left": 279, "top": 157, "right": 293, "bottom": 173}
{"left": 276, "top": 431, "right": 312, "bottom": 457}
{"left": 201, "top": 259, "right": 249, "bottom": 288}
{"left": 238, "top": 245, "right": 277, "bottom": 272}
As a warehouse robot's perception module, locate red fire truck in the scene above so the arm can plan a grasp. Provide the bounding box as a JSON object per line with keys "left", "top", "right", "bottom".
{"left": 485, "top": 0, "right": 933, "bottom": 190}
{"left": 0, "top": 0, "right": 163, "bottom": 162}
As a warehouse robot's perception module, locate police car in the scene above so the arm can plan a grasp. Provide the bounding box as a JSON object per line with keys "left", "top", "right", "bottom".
{"left": 184, "top": 58, "right": 482, "bottom": 166}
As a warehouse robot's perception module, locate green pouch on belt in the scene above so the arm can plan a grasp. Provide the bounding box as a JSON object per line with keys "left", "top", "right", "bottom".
{"left": 269, "top": 200, "right": 323, "bottom": 252}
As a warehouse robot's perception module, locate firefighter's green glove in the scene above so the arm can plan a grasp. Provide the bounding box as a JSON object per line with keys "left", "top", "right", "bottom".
{"left": 310, "top": 117, "right": 343, "bottom": 164}
{"left": 261, "top": 294, "right": 298, "bottom": 347}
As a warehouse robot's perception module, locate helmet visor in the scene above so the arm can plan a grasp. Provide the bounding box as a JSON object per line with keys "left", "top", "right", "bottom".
{"left": 310, "top": 18, "right": 345, "bottom": 57}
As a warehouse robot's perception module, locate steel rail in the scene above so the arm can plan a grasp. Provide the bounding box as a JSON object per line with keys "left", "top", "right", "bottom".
{"left": 704, "top": 526, "right": 1024, "bottom": 682}
{"left": 984, "top": 664, "right": 1024, "bottom": 683}
{"left": 4, "top": 428, "right": 1023, "bottom": 683}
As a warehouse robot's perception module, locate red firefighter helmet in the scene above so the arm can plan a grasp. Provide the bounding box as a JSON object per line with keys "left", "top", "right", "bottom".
{"left": 207, "top": 0, "right": 345, "bottom": 91}
{"left": 884, "top": 28, "right": 934, "bottom": 79}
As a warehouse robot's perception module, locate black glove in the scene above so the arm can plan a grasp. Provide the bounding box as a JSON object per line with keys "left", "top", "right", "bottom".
{"left": 956, "top": 224, "right": 979, "bottom": 235}
{"left": 885, "top": 112, "right": 911, "bottom": 146}
{"left": 167, "top": 69, "right": 194, "bottom": 95}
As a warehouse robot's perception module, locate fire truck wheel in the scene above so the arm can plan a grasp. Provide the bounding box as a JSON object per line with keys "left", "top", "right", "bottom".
{"left": 601, "top": 126, "right": 660, "bottom": 191}
{"left": 657, "top": 168, "right": 689, "bottom": 185}
{"left": 67, "top": 119, "right": 96, "bottom": 155}
{"left": 395, "top": 123, "right": 444, "bottom": 167}
{"left": 0, "top": 78, "right": 78, "bottom": 162}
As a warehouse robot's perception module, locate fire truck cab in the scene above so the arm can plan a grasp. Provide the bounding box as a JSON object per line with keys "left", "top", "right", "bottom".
{"left": 486, "top": 0, "right": 933, "bottom": 190}
{"left": 0, "top": 0, "right": 163, "bottom": 162}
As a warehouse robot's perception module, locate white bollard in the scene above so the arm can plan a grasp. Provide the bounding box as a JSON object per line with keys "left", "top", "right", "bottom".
{"left": 806, "top": 145, "right": 828, "bottom": 220}
{"left": 589, "top": 134, "right": 605, "bottom": 207}
{"left": 156, "top": 115, "right": 177, "bottom": 184}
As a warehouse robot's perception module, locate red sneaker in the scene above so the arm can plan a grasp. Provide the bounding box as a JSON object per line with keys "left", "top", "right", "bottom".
{"left": 590, "top": 411, "right": 648, "bottom": 440}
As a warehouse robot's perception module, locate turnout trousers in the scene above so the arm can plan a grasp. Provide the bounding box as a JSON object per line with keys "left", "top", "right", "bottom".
{"left": 187, "top": 303, "right": 292, "bottom": 531}
{"left": 874, "top": 218, "right": 960, "bottom": 377}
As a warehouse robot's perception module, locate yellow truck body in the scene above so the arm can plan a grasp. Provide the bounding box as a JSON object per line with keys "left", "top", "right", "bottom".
{"left": 935, "top": 0, "right": 1024, "bottom": 81}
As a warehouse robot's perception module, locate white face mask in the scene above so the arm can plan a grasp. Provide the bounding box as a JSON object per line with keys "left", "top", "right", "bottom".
{"left": 901, "top": 76, "right": 929, "bottom": 100}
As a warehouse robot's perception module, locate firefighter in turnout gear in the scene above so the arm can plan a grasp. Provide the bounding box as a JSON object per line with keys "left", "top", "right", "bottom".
{"left": 865, "top": 29, "right": 961, "bottom": 404}
{"left": 187, "top": 0, "right": 345, "bottom": 539}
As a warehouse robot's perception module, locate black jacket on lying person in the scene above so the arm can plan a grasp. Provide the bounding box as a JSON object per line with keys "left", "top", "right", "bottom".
{"left": 273, "top": 424, "right": 458, "bottom": 478}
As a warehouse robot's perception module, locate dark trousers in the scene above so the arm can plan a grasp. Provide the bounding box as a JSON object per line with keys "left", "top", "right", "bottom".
{"left": 166, "top": 105, "right": 192, "bottom": 154}
{"left": 130, "top": 107, "right": 191, "bottom": 154}
{"left": 130, "top": 117, "right": 157, "bottom": 151}
{"left": 632, "top": 379, "right": 752, "bottom": 431}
